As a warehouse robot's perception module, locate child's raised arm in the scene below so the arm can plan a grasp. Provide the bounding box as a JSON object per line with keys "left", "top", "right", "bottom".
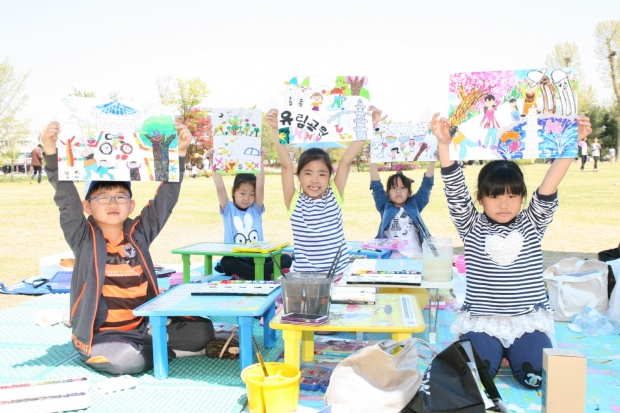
{"left": 255, "top": 146, "right": 267, "bottom": 209}
{"left": 175, "top": 122, "right": 192, "bottom": 157}
{"left": 430, "top": 113, "right": 455, "bottom": 168}
{"left": 205, "top": 148, "right": 229, "bottom": 211}
{"left": 539, "top": 116, "right": 592, "bottom": 195}
{"left": 41, "top": 121, "right": 60, "bottom": 156}
{"left": 267, "top": 109, "right": 296, "bottom": 209}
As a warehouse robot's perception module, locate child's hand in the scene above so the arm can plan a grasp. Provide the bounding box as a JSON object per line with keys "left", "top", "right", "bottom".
{"left": 40, "top": 121, "right": 60, "bottom": 155}
{"left": 175, "top": 122, "right": 192, "bottom": 157}
{"left": 205, "top": 148, "right": 214, "bottom": 162}
{"left": 368, "top": 105, "right": 388, "bottom": 127}
{"left": 577, "top": 116, "right": 592, "bottom": 141}
{"left": 266, "top": 109, "right": 279, "bottom": 131}
{"left": 430, "top": 113, "right": 452, "bottom": 145}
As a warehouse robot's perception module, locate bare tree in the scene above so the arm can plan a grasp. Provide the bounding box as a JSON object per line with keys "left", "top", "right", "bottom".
{"left": 594, "top": 20, "right": 620, "bottom": 160}
{"left": 68, "top": 87, "right": 96, "bottom": 98}
{"left": 156, "top": 75, "right": 176, "bottom": 106}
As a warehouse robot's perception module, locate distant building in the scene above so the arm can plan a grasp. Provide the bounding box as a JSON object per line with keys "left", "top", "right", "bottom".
{"left": 1, "top": 132, "right": 39, "bottom": 174}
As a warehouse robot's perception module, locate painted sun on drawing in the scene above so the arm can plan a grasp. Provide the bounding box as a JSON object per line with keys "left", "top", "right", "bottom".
{"left": 55, "top": 97, "right": 179, "bottom": 182}
{"left": 275, "top": 75, "right": 372, "bottom": 145}
{"left": 447, "top": 67, "right": 579, "bottom": 161}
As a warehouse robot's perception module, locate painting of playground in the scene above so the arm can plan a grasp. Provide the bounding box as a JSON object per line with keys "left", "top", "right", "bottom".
{"left": 275, "top": 75, "right": 372, "bottom": 145}
{"left": 55, "top": 97, "right": 179, "bottom": 182}
{"left": 447, "top": 67, "right": 579, "bottom": 160}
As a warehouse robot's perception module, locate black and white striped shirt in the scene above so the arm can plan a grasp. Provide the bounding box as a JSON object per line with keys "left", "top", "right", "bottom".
{"left": 288, "top": 186, "right": 349, "bottom": 275}
{"left": 442, "top": 163, "right": 557, "bottom": 317}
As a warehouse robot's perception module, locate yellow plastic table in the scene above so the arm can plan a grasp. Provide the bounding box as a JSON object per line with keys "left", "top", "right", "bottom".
{"left": 342, "top": 259, "right": 454, "bottom": 344}
{"left": 270, "top": 294, "right": 425, "bottom": 369}
{"left": 171, "top": 242, "right": 286, "bottom": 283}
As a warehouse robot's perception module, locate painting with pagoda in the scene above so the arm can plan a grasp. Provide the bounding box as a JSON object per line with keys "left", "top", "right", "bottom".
{"left": 447, "top": 68, "right": 579, "bottom": 160}
{"left": 55, "top": 97, "right": 179, "bottom": 182}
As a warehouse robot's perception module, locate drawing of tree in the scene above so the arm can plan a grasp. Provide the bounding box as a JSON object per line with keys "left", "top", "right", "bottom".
{"left": 448, "top": 71, "right": 517, "bottom": 126}
{"left": 141, "top": 116, "right": 177, "bottom": 181}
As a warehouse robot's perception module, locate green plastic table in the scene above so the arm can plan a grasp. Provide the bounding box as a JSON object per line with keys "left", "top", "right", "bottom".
{"left": 171, "top": 242, "right": 285, "bottom": 282}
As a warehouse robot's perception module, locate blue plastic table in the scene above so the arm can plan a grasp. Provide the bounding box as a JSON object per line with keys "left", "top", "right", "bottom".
{"left": 133, "top": 283, "right": 281, "bottom": 378}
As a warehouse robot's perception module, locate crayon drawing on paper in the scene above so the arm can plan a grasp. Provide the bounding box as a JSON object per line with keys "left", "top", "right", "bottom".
{"left": 56, "top": 97, "right": 179, "bottom": 182}
{"left": 370, "top": 123, "right": 438, "bottom": 163}
{"left": 211, "top": 108, "right": 262, "bottom": 174}
{"left": 448, "top": 68, "right": 579, "bottom": 160}
{"left": 275, "top": 76, "right": 372, "bottom": 145}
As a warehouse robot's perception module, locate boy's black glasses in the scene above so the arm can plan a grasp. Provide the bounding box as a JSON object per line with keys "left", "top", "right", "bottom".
{"left": 87, "top": 195, "right": 131, "bottom": 204}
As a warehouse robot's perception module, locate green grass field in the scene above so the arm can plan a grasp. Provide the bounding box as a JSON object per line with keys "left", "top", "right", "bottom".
{"left": 1, "top": 161, "right": 618, "bottom": 310}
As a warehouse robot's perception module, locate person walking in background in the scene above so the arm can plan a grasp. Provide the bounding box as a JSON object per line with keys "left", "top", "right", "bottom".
{"left": 30, "top": 144, "right": 43, "bottom": 184}
{"left": 591, "top": 137, "right": 602, "bottom": 172}
{"left": 191, "top": 163, "right": 198, "bottom": 178}
{"left": 578, "top": 137, "right": 588, "bottom": 171}
{"left": 609, "top": 147, "right": 616, "bottom": 164}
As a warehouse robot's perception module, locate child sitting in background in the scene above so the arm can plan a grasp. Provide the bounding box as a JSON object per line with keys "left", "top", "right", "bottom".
{"left": 431, "top": 112, "right": 592, "bottom": 389}
{"left": 41, "top": 121, "right": 215, "bottom": 376}
{"left": 205, "top": 147, "right": 292, "bottom": 280}
{"left": 267, "top": 107, "right": 385, "bottom": 277}
{"left": 369, "top": 140, "right": 436, "bottom": 258}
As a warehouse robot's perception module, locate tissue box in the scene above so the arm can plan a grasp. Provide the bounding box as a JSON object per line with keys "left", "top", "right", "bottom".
{"left": 541, "top": 349, "right": 586, "bottom": 413}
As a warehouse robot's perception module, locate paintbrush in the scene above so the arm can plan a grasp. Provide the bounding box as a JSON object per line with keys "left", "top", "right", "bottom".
{"left": 326, "top": 244, "right": 345, "bottom": 279}
{"left": 252, "top": 335, "right": 269, "bottom": 377}
{"left": 269, "top": 251, "right": 285, "bottom": 279}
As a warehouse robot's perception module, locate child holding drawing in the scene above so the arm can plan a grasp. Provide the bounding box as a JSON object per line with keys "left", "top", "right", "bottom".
{"left": 205, "top": 147, "right": 292, "bottom": 280}
{"left": 41, "top": 121, "right": 215, "bottom": 376}
{"left": 369, "top": 136, "right": 436, "bottom": 258}
{"left": 267, "top": 107, "right": 385, "bottom": 277}
{"left": 431, "top": 112, "right": 592, "bottom": 389}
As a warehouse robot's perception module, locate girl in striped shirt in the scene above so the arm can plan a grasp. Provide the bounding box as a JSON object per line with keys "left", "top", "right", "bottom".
{"left": 267, "top": 107, "right": 386, "bottom": 277}
{"left": 431, "top": 113, "right": 592, "bottom": 389}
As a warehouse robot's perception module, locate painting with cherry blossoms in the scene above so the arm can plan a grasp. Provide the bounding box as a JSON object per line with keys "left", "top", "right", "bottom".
{"left": 447, "top": 68, "right": 579, "bottom": 160}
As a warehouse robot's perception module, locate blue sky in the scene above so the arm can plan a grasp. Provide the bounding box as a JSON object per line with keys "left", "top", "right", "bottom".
{"left": 1, "top": 0, "right": 618, "bottom": 135}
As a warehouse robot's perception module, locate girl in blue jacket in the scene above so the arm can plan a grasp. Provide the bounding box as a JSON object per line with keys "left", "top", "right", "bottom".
{"left": 370, "top": 160, "right": 436, "bottom": 258}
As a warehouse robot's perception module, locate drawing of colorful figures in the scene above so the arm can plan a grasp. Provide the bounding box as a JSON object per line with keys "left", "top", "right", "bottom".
{"left": 56, "top": 97, "right": 179, "bottom": 182}
{"left": 275, "top": 76, "right": 372, "bottom": 145}
{"left": 447, "top": 67, "right": 579, "bottom": 161}
{"left": 211, "top": 108, "right": 262, "bottom": 174}
{"left": 370, "top": 123, "right": 438, "bottom": 163}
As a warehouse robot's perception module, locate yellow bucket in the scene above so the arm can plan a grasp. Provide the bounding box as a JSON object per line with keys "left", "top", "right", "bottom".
{"left": 241, "top": 362, "right": 300, "bottom": 413}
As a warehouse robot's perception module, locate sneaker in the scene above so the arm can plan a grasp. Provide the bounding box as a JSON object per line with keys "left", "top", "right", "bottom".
{"left": 594, "top": 168, "right": 599, "bottom": 172}
{"left": 29, "top": 179, "right": 33, "bottom": 185}
{"left": 580, "top": 168, "right": 584, "bottom": 171}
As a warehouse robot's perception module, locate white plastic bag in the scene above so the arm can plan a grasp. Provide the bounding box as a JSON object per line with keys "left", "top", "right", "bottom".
{"left": 606, "top": 258, "right": 620, "bottom": 321}
{"left": 543, "top": 258, "right": 608, "bottom": 321}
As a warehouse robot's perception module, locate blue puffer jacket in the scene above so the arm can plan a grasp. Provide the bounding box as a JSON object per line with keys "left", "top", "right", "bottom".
{"left": 370, "top": 174, "right": 434, "bottom": 243}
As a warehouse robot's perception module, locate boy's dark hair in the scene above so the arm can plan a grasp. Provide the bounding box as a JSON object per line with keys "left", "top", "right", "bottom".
{"left": 296, "top": 148, "right": 334, "bottom": 177}
{"left": 232, "top": 173, "right": 257, "bottom": 201}
{"left": 86, "top": 181, "right": 132, "bottom": 200}
{"left": 476, "top": 160, "right": 527, "bottom": 202}
{"left": 37, "top": 144, "right": 43, "bottom": 148}
{"left": 385, "top": 171, "right": 413, "bottom": 196}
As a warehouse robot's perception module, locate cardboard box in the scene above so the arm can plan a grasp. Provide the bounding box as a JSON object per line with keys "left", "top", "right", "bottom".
{"left": 542, "top": 349, "right": 586, "bottom": 413}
